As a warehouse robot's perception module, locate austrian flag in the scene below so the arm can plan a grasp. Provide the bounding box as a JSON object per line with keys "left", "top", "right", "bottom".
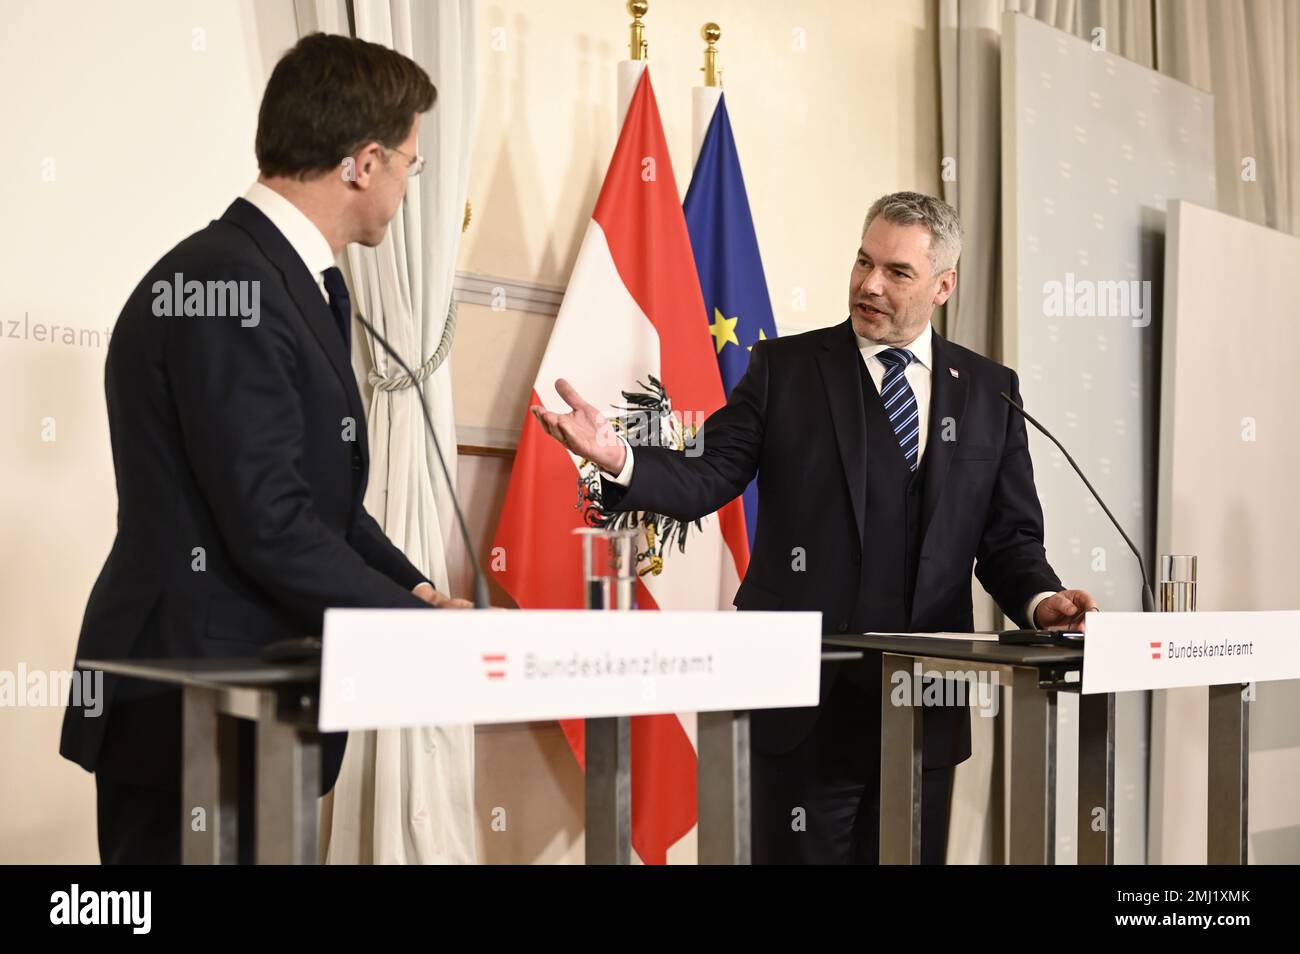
{"left": 492, "top": 69, "right": 749, "bottom": 864}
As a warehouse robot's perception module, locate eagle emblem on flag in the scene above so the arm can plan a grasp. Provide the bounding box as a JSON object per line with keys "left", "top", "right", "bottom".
{"left": 576, "top": 374, "right": 704, "bottom": 577}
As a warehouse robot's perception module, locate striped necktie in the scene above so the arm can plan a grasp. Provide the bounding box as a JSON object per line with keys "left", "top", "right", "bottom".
{"left": 876, "top": 348, "right": 920, "bottom": 471}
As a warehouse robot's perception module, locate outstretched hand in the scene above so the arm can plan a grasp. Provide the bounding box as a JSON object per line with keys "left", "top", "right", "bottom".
{"left": 529, "top": 378, "right": 626, "bottom": 474}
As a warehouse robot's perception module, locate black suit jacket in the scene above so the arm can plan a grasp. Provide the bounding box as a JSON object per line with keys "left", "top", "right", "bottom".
{"left": 602, "top": 319, "right": 1062, "bottom": 763}
{"left": 60, "top": 198, "right": 431, "bottom": 794}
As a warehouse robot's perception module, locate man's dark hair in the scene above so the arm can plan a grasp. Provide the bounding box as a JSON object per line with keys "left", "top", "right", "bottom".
{"left": 256, "top": 32, "right": 436, "bottom": 179}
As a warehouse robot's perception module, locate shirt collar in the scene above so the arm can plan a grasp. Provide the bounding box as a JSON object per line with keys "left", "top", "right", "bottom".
{"left": 855, "top": 321, "right": 933, "bottom": 370}
{"left": 242, "top": 181, "right": 336, "bottom": 280}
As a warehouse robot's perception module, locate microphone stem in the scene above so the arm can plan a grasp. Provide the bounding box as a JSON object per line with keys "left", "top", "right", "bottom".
{"left": 1001, "top": 392, "right": 1156, "bottom": 613}
{"left": 357, "top": 312, "right": 491, "bottom": 609}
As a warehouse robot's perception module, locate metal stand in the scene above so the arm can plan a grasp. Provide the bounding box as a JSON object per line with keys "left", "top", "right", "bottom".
{"left": 86, "top": 658, "right": 321, "bottom": 865}
{"left": 1007, "top": 666, "right": 1057, "bottom": 864}
{"left": 584, "top": 715, "right": 632, "bottom": 865}
{"left": 1076, "top": 691, "right": 1116, "bottom": 864}
{"left": 575, "top": 528, "right": 637, "bottom": 865}
{"left": 825, "top": 636, "right": 1097, "bottom": 865}
{"left": 879, "top": 654, "right": 923, "bottom": 863}
{"left": 697, "top": 710, "right": 751, "bottom": 865}
{"left": 1207, "top": 683, "right": 1249, "bottom": 864}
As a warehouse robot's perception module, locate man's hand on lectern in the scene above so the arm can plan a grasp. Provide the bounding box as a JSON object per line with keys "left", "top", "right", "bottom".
{"left": 413, "top": 582, "right": 473, "bottom": 609}
{"left": 1034, "top": 588, "right": 1098, "bottom": 632}
{"left": 530, "top": 378, "right": 627, "bottom": 475}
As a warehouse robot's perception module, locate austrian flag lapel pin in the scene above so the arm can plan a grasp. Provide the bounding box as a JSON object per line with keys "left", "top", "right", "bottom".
{"left": 949, "top": 367, "right": 960, "bottom": 378}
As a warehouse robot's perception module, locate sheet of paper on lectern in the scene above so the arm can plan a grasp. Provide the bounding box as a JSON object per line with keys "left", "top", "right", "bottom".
{"left": 865, "top": 632, "right": 1002, "bottom": 642}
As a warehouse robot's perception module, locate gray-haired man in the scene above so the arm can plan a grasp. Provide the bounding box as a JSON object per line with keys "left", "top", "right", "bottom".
{"left": 532, "top": 191, "right": 1095, "bottom": 863}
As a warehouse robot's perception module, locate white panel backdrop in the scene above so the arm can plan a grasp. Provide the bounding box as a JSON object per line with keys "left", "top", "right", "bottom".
{"left": 1001, "top": 12, "right": 1216, "bottom": 863}
{"left": 1153, "top": 200, "right": 1300, "bottom": 864}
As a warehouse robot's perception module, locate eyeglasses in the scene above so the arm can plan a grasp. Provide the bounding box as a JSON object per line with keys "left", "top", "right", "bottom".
{"left": 384, "top": 145, "right": 426, "bottom": 178}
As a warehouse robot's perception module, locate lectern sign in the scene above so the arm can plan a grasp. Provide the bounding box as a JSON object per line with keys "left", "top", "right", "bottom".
{"left": 318, "top": 609, "right": 821, "bottom": 731}
{"left": 1082, "top": 611, "right": 1300, "bottom": 693}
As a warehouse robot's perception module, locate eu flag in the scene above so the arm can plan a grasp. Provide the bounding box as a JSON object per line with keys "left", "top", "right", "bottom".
{"left": 683, "top": 94, "right": 778, "bottom": 551}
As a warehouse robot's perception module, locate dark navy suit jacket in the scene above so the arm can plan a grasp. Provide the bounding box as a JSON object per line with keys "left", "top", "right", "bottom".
{"left": 602, "top": 319, "right": 1063, "bottom": 765}
{"left": 60, "top": 198, "right": 431, "bottom": 795}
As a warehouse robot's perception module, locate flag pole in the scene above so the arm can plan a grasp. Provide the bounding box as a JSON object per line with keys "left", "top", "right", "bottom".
{"left": 691, "top": 23, "right": 724, "bottom": 170}
{"left": 628, "top": 0, "right": 648, "bottom": 59}
{"left": 588, "top": 0, "right": 650, "bottom": 869}
{"left": 618, "top": 1, "right": 650, "bottom": 126}
{"left": 701, "top": 21, "right": 721, "bottom": 86}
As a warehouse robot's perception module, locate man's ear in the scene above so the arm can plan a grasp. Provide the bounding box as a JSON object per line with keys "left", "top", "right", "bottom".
{"left": 342, "top": 141, "right": 384, "bottom": 190}
{"left": 933, "top": 268, "right": 957, "bottom": 307}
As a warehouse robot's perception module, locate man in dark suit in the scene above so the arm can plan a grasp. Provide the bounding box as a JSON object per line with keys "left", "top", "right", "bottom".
{"left": 531, "top": 191, "right": 1096, "bottom": 864}
{"left": 60, "top": 33, "right": 468, "bottom": 864}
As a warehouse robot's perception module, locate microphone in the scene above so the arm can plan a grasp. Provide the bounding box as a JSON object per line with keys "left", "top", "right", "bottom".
{"left": 1000, "top": 391, "right": 1155, "bottom": 614}
{"left": 356, "top": 311, "right": 491, "bottom": 610}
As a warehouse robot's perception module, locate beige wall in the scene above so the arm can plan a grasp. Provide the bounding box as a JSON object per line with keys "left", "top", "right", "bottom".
{"left": 0, "top": 0, "right": 299, "bottom": 864}
{"left": 453, "top": 0, "right": 941, "bottom": 862}
{"left": 455, "top": 0, "right": 941, "bottom": 437}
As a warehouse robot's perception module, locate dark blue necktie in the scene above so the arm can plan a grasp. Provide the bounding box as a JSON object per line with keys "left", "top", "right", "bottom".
{"left": 876, "top": 348, "right": 920, "bottom": 471}
{"left": 320, "top": 266, "right": 351, "bottom": 351}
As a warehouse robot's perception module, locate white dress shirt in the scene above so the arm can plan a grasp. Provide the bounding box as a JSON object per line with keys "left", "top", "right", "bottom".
{"left": 242, "top": 181, "right": 336, "bottom": 303}
{"left": 602, "top": 321, "right": 1056, "bottom": 627}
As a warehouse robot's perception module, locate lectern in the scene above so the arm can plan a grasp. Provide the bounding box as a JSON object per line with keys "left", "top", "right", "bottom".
{"left": 91, "top": 608, "right": 823, "bottom": 865}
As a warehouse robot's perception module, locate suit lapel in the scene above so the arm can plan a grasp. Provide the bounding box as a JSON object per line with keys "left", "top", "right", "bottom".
{"left": 220, "top": 198, "right": 369, "bottom": 473}
{"left": 918, "top": 331, "right": 969, "bottom": 556}
{"left": 817, "top": 319, "right": 868, "bottom": 549}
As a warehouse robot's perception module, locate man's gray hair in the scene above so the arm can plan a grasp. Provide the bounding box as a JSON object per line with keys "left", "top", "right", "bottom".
{"left": 862, "top": 191, "right": 962, "bottom": 274}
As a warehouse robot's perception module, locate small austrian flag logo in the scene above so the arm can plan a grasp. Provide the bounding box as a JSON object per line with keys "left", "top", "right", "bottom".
{"left": 1150, "top": 641, "right": 1162, "bottom": 660}
{"left": 949, "top": 367, "right": 960, "bottom": 378}
{"left": 482, "top": 653, "right": 507, "bottom": 680}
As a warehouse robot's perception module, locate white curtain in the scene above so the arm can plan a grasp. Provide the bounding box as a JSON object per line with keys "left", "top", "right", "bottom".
{"left": 1156, "top": 0, "right": 1300, "bottom": 237}
{"left": 291, "top": 0, "right": 479, "bottom": 864}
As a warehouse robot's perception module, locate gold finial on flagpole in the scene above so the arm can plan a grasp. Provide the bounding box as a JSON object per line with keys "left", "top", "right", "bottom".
{"left": 628, "top": 1, "right": 648, "bottom": 61}
{"left": 701, "top": 23, "right": 722, "bottom": 87}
